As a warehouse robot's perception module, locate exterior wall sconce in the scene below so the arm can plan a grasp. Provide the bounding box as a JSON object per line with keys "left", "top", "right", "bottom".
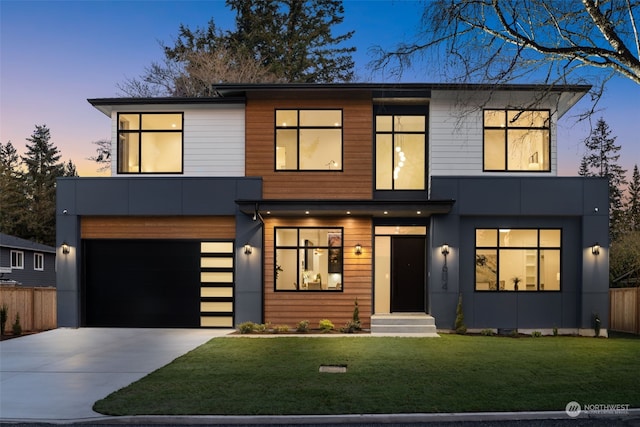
{"left": 441, "top": 243, "right": 450, "bottom": 256}
{"left": 244, "top": 243, "right": 253, "bottom": 255}
{"left": 354, "top": 243, "right": 363, "bottom": 255}
{"left": 61, "top": 242, "right": 70, "bottom": 255}
{"left": 592, "top": 242, "right": 600, "bottom": 255}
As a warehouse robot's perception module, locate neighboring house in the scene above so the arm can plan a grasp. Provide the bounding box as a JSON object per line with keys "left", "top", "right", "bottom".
{"left": 0, "top": 233, "right": 56, "bottom": 287}
{"left": 56, "top": 83, "right": 609, "bottom": 335}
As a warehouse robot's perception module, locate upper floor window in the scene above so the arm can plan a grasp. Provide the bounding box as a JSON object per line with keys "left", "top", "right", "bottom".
{"left": 10, "top": 250, "right": 24, "bottom": 269}
{"left": 275, "top": 227, "right": 343, "bottom": 291}
{"left": 34, "top": 253, "right": 44, "bottom": 271}
{"left": 275, "top": 110, "right": 342, "bottom": 171}
{"left": 117, "top": 113, "right": 183, "bottom": 174}
{"left": 484, "top": 110, "right": 550, "bottom": 172}
{"left": 475, "top": 228, "right": 561, "bottom": 292}
{"left": 375, "top": 113, "right": 426, "bottom": 190}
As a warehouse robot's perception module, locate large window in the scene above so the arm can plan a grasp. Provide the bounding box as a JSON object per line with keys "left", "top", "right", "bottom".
{"left": 118, "top": 113, "right": 183, "bottom": 173}
{"left": 275, "top": 227, "right": 343, "bottom": 291}
{"left": 484, "top": 110, "right": 550, "bottom": 171}
{"left": 475, "top": 229, "right": 561, "bottom": 291}
{"left": 376, "top": 114, "right": 426, "bottom": 190}
{"left": 275, "top": 110, "right": 342, "bottom": 171}
{"left": 10, "top": 250, "right": 24, "bottom": 269}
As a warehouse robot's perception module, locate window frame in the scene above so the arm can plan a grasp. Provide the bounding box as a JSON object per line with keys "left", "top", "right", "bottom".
{"left": 274, "top": 226, "right": 344, "bottom": 292}
{"left": 474, "top": 228, "right": 562, "bottom": 292}
{"left": 10, "top": 250, "right": 24, "bottom": 269}
{"left": 274, "top": 109, "right": 344, "bottom": 172}
{"left": 116, "top": 112, "right": 184, "bottom": 174}
{"left": 374, "top": 106, "right": 428, "bottom": 191}
{"left": 482, "top": 109, "right": 551, "bottom": 172}
{"left": 34, "top": 252, "right": 44, "bottom": 271}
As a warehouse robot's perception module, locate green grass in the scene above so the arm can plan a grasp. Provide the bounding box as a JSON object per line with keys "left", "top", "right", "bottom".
{"left": 94, "top": 335, "right": 640, "bottom": 415}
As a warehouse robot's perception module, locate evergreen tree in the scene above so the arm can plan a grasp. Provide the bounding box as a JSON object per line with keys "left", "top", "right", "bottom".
{"left": 63, "top": 159, "right": 78, "bottom": 177}
{"left": 580, "top": 118, "right": 627, "bottom": 240}
{"left": 21, "top": 125, "right": 64, "bottom": 246}
{"left": 628, "top": 165, "right": 640, "bottom": 232}
{"left": 0, "top": 141, "right": 28, "bottom": 237}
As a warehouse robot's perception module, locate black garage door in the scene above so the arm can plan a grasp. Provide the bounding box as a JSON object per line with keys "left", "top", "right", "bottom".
{"left": 83, "top": 240, "right": 201, "bottom": 327}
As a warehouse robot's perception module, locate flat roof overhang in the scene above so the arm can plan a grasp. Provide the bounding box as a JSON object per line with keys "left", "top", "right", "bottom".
{"left": 236, "top": 199, "right": 455, "bottom": 218}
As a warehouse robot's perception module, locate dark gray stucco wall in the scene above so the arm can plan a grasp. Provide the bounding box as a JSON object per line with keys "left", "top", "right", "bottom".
{"left": 429, "top": 176, "right": 609, "bottom": 331}
{"left": 56, "top": 177, "right": 263, "bottom": 328}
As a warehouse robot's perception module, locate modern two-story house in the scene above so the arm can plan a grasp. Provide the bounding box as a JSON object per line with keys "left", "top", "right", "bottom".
{"left": 56, "top": 83, "right": 609, "bottom": 335}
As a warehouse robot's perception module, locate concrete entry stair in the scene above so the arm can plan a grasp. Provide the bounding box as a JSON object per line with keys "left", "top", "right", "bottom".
{"left": 371, "top": 313, "right": 439, "bottom": 337}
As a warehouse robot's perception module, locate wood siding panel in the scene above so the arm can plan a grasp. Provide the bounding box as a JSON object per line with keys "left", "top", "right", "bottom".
{"left": 81, "top": 216, "right": 236, "bottom": 239}
{"left": 246, "top": 92, "right": 373, "bottom": 199}
{"left": 263, "top": 217, "right": 372, "bottom": 329}
{"left": 429, "top": 90, "right": 559, "bottom": 178}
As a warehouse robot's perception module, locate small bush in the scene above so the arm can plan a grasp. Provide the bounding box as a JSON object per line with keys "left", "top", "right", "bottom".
{"left": 509, "top": 329, "right": 519, "bottom": 338}
{"left": 254, "top": 323, "right": 270, "bottom": 333}
{"left": 296, "top": 320, "right": 310, "bottom": 333}
{"left": 454, "top": 294, "right": 467, "bottom": 334}
{"left": 352, "top": 298, "right": 361, "bottom": 330}
{"left": 553, "top": 327, "right": 558, "bottom": 336}
{"left": 340, "top": 320, "right": 359, "bottom": 333}
{"left": 319, "top": 319, "right": 334, "bottom": 333}
{"left": 480, "top": 328, "right": 494, "bottom": 336}
{"left": 12, "top": 312, "right": 22, "bottom": 336}
{"left": 273, "top": 324, "right": 290, "bottom": 333}
{"left": 238, "top": 321, "right": 256, "bottom": 334}
{"left": 0, "top": 304, "right": 8, "bottom": 335}
{"left": 531, "top": 331, "right": 542, "bottom": 338}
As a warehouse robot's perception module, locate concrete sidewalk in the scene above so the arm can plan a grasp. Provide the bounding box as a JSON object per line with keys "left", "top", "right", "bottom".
{"left": 0, "top": 328, "right": 231, "bottom": 422}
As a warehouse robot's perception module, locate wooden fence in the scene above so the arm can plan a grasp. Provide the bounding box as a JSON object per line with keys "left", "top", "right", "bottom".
{"left": 609, "top": 287, "right": 640, "bottom": 334}
{"left": 0, "top": 286, "right": 56, "bottom": 333}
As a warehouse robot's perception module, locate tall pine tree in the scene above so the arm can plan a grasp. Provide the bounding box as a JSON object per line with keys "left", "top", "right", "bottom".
{"left": 579, "top": 118, "right": 627, "bottom": 240}
{"left": 0, "top": 141, "right": 28, "bottom": 237}
{"left": 628, "top": 165, "right": 640, "bottom": 232}
{"left": 21, "top": 125, "right": 64, "bottom": 246}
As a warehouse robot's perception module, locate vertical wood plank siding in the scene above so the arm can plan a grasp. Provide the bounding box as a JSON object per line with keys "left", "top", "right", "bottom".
{"left": 263, "top": 216, "right": 372, "bottom": 329}
{"left": 81, "top": 216, "right": 236, "bottom": 239}
{"left": 245, "top": 91, "right": 373, "bottom": 199}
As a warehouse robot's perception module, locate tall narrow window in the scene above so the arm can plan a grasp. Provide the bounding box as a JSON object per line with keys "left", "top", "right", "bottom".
{"left": 484, "top": 110, "right": 550, "bottom": 171}
{"left": 275, "top": 228, "right": 343, "bottom": 291}
{"left": 117, "top": 113, "right": 183, "bottom": 173}
{"left": 10, "top": 250, "right": 24, "bottom": 269}
{"left": 375, "top": 113, "right": 426, "bottom": 190}
{"left": 275, "top": 110, "right": 342, "bottom": 171}
{"left": 475, "top": 228, "right": 561, "bottom": 291}
{"left": 34, "top": 253, "right": 44, "bottom": 271}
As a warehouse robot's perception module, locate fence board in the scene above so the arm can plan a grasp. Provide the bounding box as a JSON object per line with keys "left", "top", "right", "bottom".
{"left": 0, "top": 286, "right": 57, "bottom": 334}
{"left": 609, "top": 287, "right": 640, "bottom": 334}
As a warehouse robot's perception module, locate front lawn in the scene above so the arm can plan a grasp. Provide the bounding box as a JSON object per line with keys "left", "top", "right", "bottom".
{"left": 94, "top": 334, "right": 640, "bottom": 415}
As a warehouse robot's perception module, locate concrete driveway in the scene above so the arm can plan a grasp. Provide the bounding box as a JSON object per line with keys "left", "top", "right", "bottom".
{"left": 0, "top": 327, "right": 231, "bottom": 422}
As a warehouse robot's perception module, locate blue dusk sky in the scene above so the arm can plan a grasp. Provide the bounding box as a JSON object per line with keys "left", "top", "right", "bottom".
{"left": 1, "top": 0, "right": 638, "bottom": 177}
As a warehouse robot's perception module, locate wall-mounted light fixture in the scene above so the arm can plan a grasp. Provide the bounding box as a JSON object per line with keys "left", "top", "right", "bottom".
{"left": 244, "top": 243, "right": 253, "bottom": 255}
{"left": 61, "top": 242, "right": 70, "bottom": 255}
{"left": 441, "top": 243, "right": 450, "bottom": 256}
{"left": 354, "top": 243, "right": 363, "bottom": 256}
{"left": 591, "top": 242, "right": 600, "bottom": 255}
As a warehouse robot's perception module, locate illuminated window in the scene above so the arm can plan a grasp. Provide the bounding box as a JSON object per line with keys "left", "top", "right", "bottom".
{"left": 376, "top": 113, "right": 426, "bottom": 190}
{"left": 275, "top": 228, "right": 343, "bottom": 291}
{"left": 484, "top": 110, "right": 550, "bottom": 171}
{"left": 475, "top": 229, "right": 561, "bottom": 291}
{"left": 275, "top": 110, "right": 342, "bottom": 171}
{"left": 117, "top": 113, "right": 183, "bottom": 173}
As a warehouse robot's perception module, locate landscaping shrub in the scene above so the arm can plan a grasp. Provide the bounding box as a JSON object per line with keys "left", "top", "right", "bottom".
{"left": 531, "top": 331, "right": 542, "bottom": 338}
{"left": 296, "top": 320, "right": 310, "bottom": 333}
{"left": 480, "top": 328, "right": 494, "bottom": 336}
{"left": 319, "top": 319, "right": 334, "bottom": 333}
{"left": 273, "top": 325, "right": 290, "bottom": 333}
{"left": 340, "top": 320, "right": 359, "bottom": 333}
{"left": 238, "top": 321, "right": 256, "bottom": 334}
{"left": 12, "top": 312, "right": 22, "bottom": 336}
{"left": 0, "top": 304, "right": 7, "bottom": 335}
{"left": 455, "top": 294, "right": 467, "bottom": 334}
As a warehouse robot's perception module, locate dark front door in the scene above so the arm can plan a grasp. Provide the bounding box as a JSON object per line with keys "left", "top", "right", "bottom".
{"left": 391, "top": 236, "right": 426, "bottom": 312}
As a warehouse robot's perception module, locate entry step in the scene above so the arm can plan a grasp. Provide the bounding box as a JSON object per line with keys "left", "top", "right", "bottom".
{"left": 370, "top": 313, "right": 439, "bottom": 336}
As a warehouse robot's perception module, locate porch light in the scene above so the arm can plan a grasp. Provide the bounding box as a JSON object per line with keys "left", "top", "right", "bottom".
{"left": 244, "top": 243, "right": 253, "bottom": 255}
{"left": 592, "top": 243, "right": 600, "bottom": 255}
{"left": 354, "top": 243, "right": 363, "bottom": 256}
{"left": 61, "top": 242, "right": 70, "bottom": 255}
{"left": 441, "top": 243, "right": 450, "bottom": 256}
